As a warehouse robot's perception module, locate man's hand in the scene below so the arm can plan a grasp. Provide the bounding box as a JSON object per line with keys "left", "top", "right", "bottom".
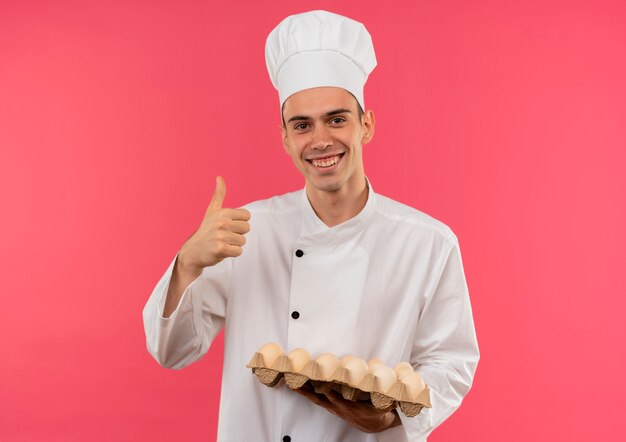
{"left": 295, "top": 386, "right": 402, "bottom": 433}
{"left": 162, "top": 176, "right": 251, "bottom": 318}
{"left": 177, "top": 176, "right": 251, "bottom": 271}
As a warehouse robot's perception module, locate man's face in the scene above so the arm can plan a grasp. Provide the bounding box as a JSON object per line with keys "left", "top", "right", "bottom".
{"left": 280, "top": 87, "right": 375, "bottom": 194}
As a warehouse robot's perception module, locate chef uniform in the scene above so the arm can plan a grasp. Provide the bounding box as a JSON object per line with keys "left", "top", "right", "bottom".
{"left": 143, "top": 10, "right": 479, "bottom": 442}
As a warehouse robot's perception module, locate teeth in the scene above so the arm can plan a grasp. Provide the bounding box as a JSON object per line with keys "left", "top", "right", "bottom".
{"left": 311, "top": 155, "right": 340, "bottom": 168}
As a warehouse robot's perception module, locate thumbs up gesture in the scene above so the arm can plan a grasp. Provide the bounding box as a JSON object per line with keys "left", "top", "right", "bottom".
{"left": 178, "top": 176, "right": 251, "bottom": 272}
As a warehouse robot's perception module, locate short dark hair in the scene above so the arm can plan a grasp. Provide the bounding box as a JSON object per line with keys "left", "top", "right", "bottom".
{"left": 281, "top": 94, "right": 365, "bottom": 128}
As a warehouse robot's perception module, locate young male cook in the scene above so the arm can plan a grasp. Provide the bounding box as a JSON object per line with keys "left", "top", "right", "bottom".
{"left": 143, "top": 10, "right": 479, "bottom": 442}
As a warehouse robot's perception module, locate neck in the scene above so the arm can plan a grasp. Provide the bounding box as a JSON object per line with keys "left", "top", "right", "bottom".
{"left": 305, "top": 176, "right": 369, "bottom": 228}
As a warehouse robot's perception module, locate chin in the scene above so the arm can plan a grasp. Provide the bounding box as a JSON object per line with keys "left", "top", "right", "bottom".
{"left": 308, "top": 178, "right": 345, "bottom": 193}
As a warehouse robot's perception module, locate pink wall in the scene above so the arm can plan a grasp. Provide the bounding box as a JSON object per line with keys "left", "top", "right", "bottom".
{"left": 1, "top": 0, "right": 625, "bottom": 440}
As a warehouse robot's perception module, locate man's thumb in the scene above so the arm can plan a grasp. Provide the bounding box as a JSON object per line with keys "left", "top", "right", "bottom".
{"left": 208, "top": 176, "right": 226, "bottom": 211}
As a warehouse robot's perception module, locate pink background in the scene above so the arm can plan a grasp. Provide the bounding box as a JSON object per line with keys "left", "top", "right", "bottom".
{"left": 1, "top": 0, "right": 625, "bottom": 440}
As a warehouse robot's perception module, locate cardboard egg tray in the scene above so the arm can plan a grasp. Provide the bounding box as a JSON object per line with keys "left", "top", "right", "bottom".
{"left": 247, "top": 343, "right": 431, "bottom": 417}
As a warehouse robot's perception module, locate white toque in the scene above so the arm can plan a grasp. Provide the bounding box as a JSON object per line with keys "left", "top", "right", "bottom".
{"left": 265, "top": 10, "right": 377, "bottom": 110}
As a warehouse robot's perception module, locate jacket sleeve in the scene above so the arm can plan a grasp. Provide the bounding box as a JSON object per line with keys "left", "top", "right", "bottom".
{"left": 379, "top": 236, "right": 480, "bottom": 441}
{"left": 142, "top": 252, "right": 233, "bottom": 370}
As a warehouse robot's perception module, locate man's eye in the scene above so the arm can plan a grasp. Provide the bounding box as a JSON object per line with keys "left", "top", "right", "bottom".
{"left": 330, "top": 117, "right": 345, "bottom": 124}
{"left": 294, "top": 123, "right": 309, "bottom": 130}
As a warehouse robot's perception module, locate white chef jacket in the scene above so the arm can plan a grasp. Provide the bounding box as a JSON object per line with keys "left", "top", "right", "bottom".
{"left": 143, "top": 180, "right": 479, "bottom": 442}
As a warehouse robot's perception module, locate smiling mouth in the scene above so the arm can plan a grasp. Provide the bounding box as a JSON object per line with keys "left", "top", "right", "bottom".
{"left": 307, "top": 153, "right": 344, "bottom": 168}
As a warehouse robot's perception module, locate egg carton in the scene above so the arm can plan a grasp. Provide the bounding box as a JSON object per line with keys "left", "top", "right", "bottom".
{"left": 246, "top": 343, "right": 431, "bottom": 417}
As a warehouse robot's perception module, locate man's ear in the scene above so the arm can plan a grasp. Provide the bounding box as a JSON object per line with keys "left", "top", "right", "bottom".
{"left": 279, "top": 123, "right": 290, "bottom": 154}
{"left": 361, "top": 109, "right": 375, "bottom": 145}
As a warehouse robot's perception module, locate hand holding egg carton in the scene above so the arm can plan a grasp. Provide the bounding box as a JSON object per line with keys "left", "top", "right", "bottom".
{"left": 247, "top": 343, "right": 431, "bottom": 417}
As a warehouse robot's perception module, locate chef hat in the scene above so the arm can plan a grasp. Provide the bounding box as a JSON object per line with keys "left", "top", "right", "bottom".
{"left": 265, "top": 10, "right": 377, "bottom": 111}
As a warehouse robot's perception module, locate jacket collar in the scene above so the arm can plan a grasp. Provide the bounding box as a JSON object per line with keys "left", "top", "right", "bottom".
{"left": 298, "top": 177, "right": 377, "bottom": 247}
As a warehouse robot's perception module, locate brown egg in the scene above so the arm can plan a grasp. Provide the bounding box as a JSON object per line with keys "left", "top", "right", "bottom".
{"left": 314, "top": 353, "right": 341, "bottom": 381}
{"left": 367, "top": 358, "right": 385, "bottom": 372}
{"left": 333, "top": 356, "right": 367, "bottom": 390}
{"left": 258, "top": 342, "right": 284, "bottom": 367}
{"left": 287, "top": 348, "right": 311, "bottom": 372}
{"left": 371, "top": 365, "right": 397, "bottom": 393}
{"left": 339, "top": 355, "right": 354, "bottom": 365}
{"left": 394, "top": 361, "right": 414, "bottom": 380}
{"left": 343, "top": 357, "right": 369, "bottom": 386}
{"left": 399, "top": 371, "right": 427, "bottom": 402}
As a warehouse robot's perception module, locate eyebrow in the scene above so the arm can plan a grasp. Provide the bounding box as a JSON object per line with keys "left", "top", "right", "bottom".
{"left": 286, "top": 108, "right": 352, "bottom": 124}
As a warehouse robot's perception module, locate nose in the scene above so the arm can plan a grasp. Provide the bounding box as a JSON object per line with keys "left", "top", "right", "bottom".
{"left": 310, "top": 124, "right": 333, "bottom": 150}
